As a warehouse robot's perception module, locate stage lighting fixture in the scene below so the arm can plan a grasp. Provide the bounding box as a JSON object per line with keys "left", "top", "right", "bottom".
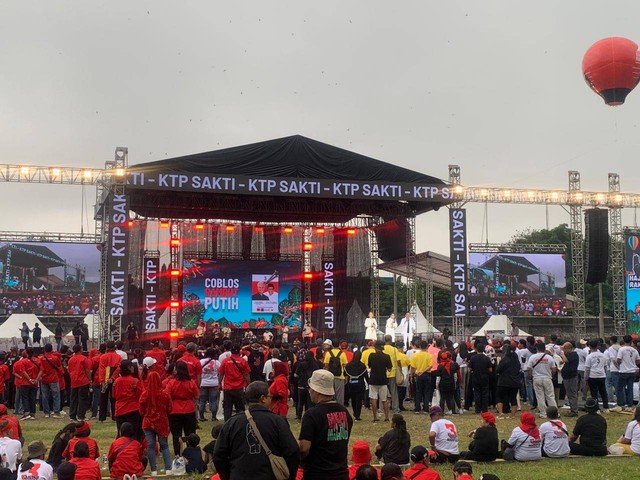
{"left": 170, "top": 269, "right": 181, "bottom": 277}
{"left": 503, "top": 190, "right": 511, "bottom": 198}
{"left": 225, "top": 224, "right": 235, "bottom": 232}
{"left": 50, "top": 168, "right": 61, "bottom": 177}
{"left": 169, "top": 331, "right": 179, "bottom": 338}
{"left": 20, "top": 166, "right": 29, "bottom": 175}
{"left": 160, "top": 221, "right": 170, "bottom": 228}
{"left": 574, "top": 192, "right": 583, "bottom": 201}
{"left": 254, "top": 225, "right": 264, "bottom": 232}
{"left": 480, "top": 189, "right": 488, "bottom": 198}
{"left": 615, "top": 194, "right": 623, "bottom": 204}
{"left": 347, "top": 229, "right": 356, "bottom": 235}
{"left": 127, "top": 221, "right": 134, "bottom": 227}
{"left": 527, "top": 191, "right": 535, "bottom": 199}
{"left": 283, "top": 226, "right": 293, "bottom": 233}
{"left": 551, "top": 192, "right": 559, "bottom": 200}
{"left": 315, "top": 227, "right": 325, "bottom": 234}
{"left": 83, "top": 170, "right": 93, "bottom": 179}
{"left": 303, "top": 242, "right": 313, "bottom": 251}
{"left": 170, "top": 238, "right": 180, "bottom": 247}
{"left": 304, "top": 302, "right": 313, "bottom": 309}
{"left": 454, "top": 185, "right": 464, "bottom": 195}
{"left": 170, "top": 301, "right": 180, "bottom": 308}
{"left": 115, "top": 168, "right": 125, "bottom": 177}
{"left": 195, "top": 223, "right": 205, "bottom": 230}
{"left": 595, "top": 193, "right": 605, "bottom": 203}
{"left": 304, "top": 272, "right": 313, "bottom": 279}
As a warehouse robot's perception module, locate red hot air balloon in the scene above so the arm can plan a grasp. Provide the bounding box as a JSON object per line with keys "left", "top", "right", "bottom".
{"left": 582, "top": 37, "right": 640, "bottom": 106}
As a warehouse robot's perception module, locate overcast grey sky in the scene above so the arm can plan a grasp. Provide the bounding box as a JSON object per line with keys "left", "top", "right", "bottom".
{"left": 2, "top": 1, "right": 640, "bottom": 256}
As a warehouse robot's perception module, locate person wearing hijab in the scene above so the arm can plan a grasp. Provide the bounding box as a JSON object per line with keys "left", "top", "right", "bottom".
{"left": 139, "top": 371, "right": 173, "bottom": 475}
{"left": 460, "top": 413, "right": 499, "bottom": 462}
{"left": 436, "top": 351, "right": 460, "bottom": 415}
{"left": 504, "top": 412, "right": 542, "bottom": 461}
{"left": 269, "top": 361, "right": 290, "bottom": 418}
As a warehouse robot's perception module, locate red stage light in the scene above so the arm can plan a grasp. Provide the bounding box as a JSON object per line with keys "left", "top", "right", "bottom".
{"left": 225, "top": 225, "right": 235, "bottom": 232}
{"left": 283, "top": 226, "right": 293, "bottom": 233}
{"left": 169, "top": 331, "right": 179, "bottom": 338}
{"left": 195, "top": 223, "right": 204, "bottom": 230}
{"left": 303, "top": 242, "right": 313, "bottom": 251}
{"left": 254, "top": 225, "right": 264, "bottom": 232}
{"left": 160, "top": 222, "right": 170, "bottom": 228}
{"left": 170, "top": 269, "right": 181, "bottom": 277}
{"left": 304, "top": 302, "right": 313, "bottom": 309}
{"left": 315, "top": 227, "right": 325, "bottom": 234}
{"left": 347, "top": 228, "right": 356, "bottom": 235}
{"left": 304, "top": 272, "right": 313, "bottom": 279}
{"left": 127, "top": 221, "right": 134, "bottom": 227}
{"left": 170, "top": 238, "right": 180, "bottom": 247}
{"left": 170, "top": 300, "right": 180, "bottom": 308}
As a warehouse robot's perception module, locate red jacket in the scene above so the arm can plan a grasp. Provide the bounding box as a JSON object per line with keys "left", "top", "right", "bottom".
{"left": 402, "top": 464, "right": 441, "bottom": 480}
{"left": 63, "top": 437, "right": 100, "bottom": 460}
{"left": 90, "top": 353, "right": 101, "bottom": 387}
{"left": 139, "top": 389, "right": 172, "bottom": 437}
{"left": 218, "top": 354, "right": 250, "bottom": 390}
{"left": 0, "top": 365, "right": 10, "bottom": 394}
{"left": 165, "top": 378, "right": 198, "bottom": 414}
{"left": 179, "top": 352, "right": 203, "bottom": 380}
{"left": 40, "top": 353, "right": 64, "bottom": 384}
{"left": 98, "top": 352, "right": 122, "bottom": 384}
{"left": 70, "top": 456, "right": 101, "bottom": 480}
{"left": 112, "top": 376, "right": 142, "bottom": 417}
{"left": 68, "top": 353, "right": 92, "bottom": 388}
{"left": 269, "top": 374, "right": 289, "bottom": 417}
{"left": 108, "top": 437, "right": 145, "bottom": 479}
{"left": 13, "top": 357, "right": 40, "bottom": 388}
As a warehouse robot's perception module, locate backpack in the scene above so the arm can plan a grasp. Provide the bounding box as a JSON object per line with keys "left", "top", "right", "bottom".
{"left": 327, "top": 350, "right": 343, "bottom": 377}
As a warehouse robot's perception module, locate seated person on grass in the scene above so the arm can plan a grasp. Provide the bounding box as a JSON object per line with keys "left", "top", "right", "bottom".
{"left": 539, "top": 406, "right": 570, "bottom": 458}
{"left": 569, "top": 398, "right": 608, "bottom": 457}
{"left": 611, "top": 406, "right": 640, "bottom": 455}
{"left": 108, "top": 422, "right": 147, "bottom": 480}
{"left": 460, "top": 413, "right": 499, "bottom": 462}
{"left": 180, "top": 433, "right": 207, "bottom": 474}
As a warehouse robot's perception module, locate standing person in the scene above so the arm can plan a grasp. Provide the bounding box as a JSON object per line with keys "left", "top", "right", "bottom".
{"left": 398, "top": 313, "right": 416, "bottom": 354}
{"left": 198, "top": 348, "right": 220, "bottom": 422}
{"left": 89, "top": 346, "right": 103, "bottom": 419}
{"left": 503, "top": 412, "right": 542, "bottom": 461}
{"left": 616, "top": 335, "right": 640, "bottom": 411}
{"left": 525, "top": 343, "right": 557, "bottom": 418}
{"left": 436, "top": 351, "right": 459, "bottom": 415}
{"left": 17, "top": 441, "right": 53, "bottom": 480}
{"left": 367, "top": 340, "right": 392, "bottom": 423}
{"left": 269, "top": 361, "right": 290, "bottom": 418}
{"left": 569, "top": 398, "right": 608, "bottom": 456}
{"left": 247, "top": 343, "right": 266, "bottom": 382}
{"left": 495, "top": 343, "right": 520, "bottom": 419}
{"left": 40, "top": 344, "right": 64, "bottom": 418}
{"left": 54, "top": 322, "right": 64, "bottom": 352}
{"left": 32, "top": 323, "right": 42, "bottom": 347}
{"left": 515, "top": 339, "right": 532, "bottom": 406}
{"left": 468, "top": 342, "right": 492, "bottom": 413}
{"left": 166, "top": 361, "right": 199, "bottom": 456}
{"left": 72, "top": 323, "right": 82, "bottom": 347}
{"left": 383, "top": 335, "right": 400, "bottom": 414}
{"left": 560, "top": 342, "right": 579, "bottom": 417}
{"left": 80, "top": 325, "right": 89, "bottom": 352}
{"left": 262, "top": 348, "right": 282, "bottom": 384}
{"left": 294, "top": 349, "right": 318, "bottom": 421}
{"left": 19, "top": 323, "right": 30, "bottom": 349}
{"left": 299, "top": 370, "right": 354, "bottom": 480}
{"left": 139, "top": 371, "right": 173, "bottom": 476}
{"left": 125, "top": 322, "right": 138, "bottom": 351}
{"left": 218, "top": 345, "right": 251, "bottom": 422}
{"left": 459, "top": 413, "right": 499, "bottom": 462}
{"left": 385, "top": 314, "right": 397, "bottom": 339}
{"left": 585, "top": 339, "right": 609, "bottom": 411}
{"left": 98, "top": 341, "right": 122, "bottom": 422}
{"left": 213, "top": 381, "right": 299, "bottom": 480}
{"left": 112, "top": 360, "right": 142, "bottom": 439}
{"left": 181, "top": 343, "right": 203, "bottom": 386}
{"left": 13, "top": 348, "right": 40, "bottom": 420}
{"left": 68, "top": 344, "right": 92, "bottom": 422}
{"left": 145, "top": 341, "right": 168, "bottom": 377}
{"left": 539, "top": 406, "right": 570, "bottom": 458}
{"left": 428, "top": 406, "right": 460, "bottom": 464}
{"left": 344, "top": 350, "right": 368, "bottom": 422}
{"left": 323, "top": 340, "right": 348, "bottom": 405}
{"left": 364, "top": 312, "right": 378, "bottom": 342}
{"left": 410, "top": 341, "right": 434, "bottom": 413}
{"left": 604, "top": 336, "right": 620, "bottom": 407}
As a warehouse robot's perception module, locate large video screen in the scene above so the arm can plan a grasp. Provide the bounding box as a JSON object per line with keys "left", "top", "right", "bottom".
{"left": 0, "top": 242, "right": 100, "bottom": 315}
{"left": 625, "top": 234, "right": 640, "bottom": 334}
{"left": 468, "top": 252, "right": 567, "bottom": 317}
{"left": 181, "top": 259, "right": 302, "bottom": 330}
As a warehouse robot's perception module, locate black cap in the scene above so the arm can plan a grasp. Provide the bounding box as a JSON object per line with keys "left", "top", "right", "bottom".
{"left": 410, "top": 445, "right": 428, "bottom": 462}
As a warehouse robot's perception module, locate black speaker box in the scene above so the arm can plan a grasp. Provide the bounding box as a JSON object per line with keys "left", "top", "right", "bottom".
{"left": 584, "top": 208, "right": 609, "bottom": 284}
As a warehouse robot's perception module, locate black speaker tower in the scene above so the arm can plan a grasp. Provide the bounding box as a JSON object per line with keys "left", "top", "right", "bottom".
{"left": 584, "top": 208, "right": 609, "bottom": 284}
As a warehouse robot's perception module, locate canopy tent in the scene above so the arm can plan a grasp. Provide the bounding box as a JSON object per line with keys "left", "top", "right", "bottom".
{"left": 471, "top": 315, "right": 531, "bottom": 339}
{"left": 413, "top": 304, "right": 441, "bottom": 334}
{"left": 0, "top": 314, "right": 56, "bottom": 342}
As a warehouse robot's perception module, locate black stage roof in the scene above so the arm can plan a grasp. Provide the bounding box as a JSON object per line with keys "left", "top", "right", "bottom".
{"left": 0, "top": 243, "right": 65, "bottom": 269}
{"left": 126, "top": 135, "right": 451, "bottom": 223}
{"left": 479, "top": 255, "right": 539, "bottom": 276}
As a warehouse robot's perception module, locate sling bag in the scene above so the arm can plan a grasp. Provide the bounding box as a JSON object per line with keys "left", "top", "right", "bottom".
{"left": 244, "top": 408, "right": 289, "bottom": 480}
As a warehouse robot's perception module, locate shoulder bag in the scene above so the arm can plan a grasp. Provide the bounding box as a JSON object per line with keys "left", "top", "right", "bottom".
{"left": 502, "top": 432, "right": 530, "bottom": 461}
{"left": 244, "top": 408, "right": 289, "bottom": 480}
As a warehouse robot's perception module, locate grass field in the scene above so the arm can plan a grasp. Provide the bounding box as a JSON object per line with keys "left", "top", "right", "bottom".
{"left": 18, "top": 404, "right": 638, "bottom": 480}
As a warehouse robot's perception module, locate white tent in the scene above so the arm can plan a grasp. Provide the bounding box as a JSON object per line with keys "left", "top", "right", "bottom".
{"left": 471, "top": 315, "right": 531, "bottom": 339}
{"left": 413, "top": 304, "right": 441, "bottom": 334}
{"left": 0, "top": 314, "right": 55, "bottom": 345}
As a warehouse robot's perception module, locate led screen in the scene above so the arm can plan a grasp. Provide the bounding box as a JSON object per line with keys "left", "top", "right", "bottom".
{"left": 468, "top": 252, "right": 567, "bottom": 317}
{"left": 181, "top": 259, "right": 302, "bottom": 330}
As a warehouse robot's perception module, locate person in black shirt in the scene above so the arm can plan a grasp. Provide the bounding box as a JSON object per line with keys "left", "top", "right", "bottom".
{"left": 460, "top": 412, "right": 499, "bottom": 462}
{"left": 293, "top": 350, "right": 319, "bottom": 421}
{"left": 560, "top": 342, "right": 579, "bottom": 417}
{"left": 299, "top": 369, "right": 353, "bottom": 480}
{"left": 468, "top": 343, "right": 492, "bottom": 413}
{"left": 367, "top": 340, "right": 392, "bottom": 423}
{"left": 344, "top": 350, "right": 368, "bottom": 422}
{"left": 32, "top": 323, "right": 42, "bottom": 346}
{"left": 495, "top": 344, "right": 520, "bottom": 418}
{"left": 569, "top": 398, "right": 608, "bottom": 456}
{"left": 375, "top": 413, "right": 410, "bottom": 465}
{"left": 54, "top": 323, "right": 64, "bottom": 352}
{"left": 180, "top": 433, "right": 207, "bottom": 474}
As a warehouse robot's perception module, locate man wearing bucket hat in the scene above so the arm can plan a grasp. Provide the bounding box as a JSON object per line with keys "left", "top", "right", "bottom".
{"left": 17, "top": 440, "right": 53, "bottom": 480}
{"left": 299, "top": 369, "right": 353, "bottom": 480}
{"left": 568, "top": 398, "right": 608, "bottom": 456}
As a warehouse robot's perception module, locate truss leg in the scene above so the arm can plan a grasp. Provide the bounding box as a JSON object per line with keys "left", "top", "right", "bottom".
{"left": 569, "top": 171, "right": 586, "bottom": 340}
{"left": 609, "top": 173, "right": 626, "bottom": 335}
{"left": 406, "top": 216, "right": 417, "bottom": 310}
{"left": 368, "top": 223, "right": 380, "bottom": 323}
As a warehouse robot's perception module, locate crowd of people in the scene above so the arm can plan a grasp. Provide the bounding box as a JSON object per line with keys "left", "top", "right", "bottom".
{"left": 0, "top": 329, "right": 639, "bottom": 480}
{"left": 0, "top": 294, "right": 99, "bottom": 316}
{"left": 469, "top": 297, "right": 569, "bottom": 317}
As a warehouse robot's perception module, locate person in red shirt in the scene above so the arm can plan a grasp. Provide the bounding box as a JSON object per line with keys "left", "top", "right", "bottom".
{"left": 218, "top": 344, "right": 250, "bottom": 421}
{"left": 403, "top": 446, "right": 442, "bottom": 480}
{"left": 145, "top": 341, "right": 168, "bottom": 377}
{"left": 340, "top": 342, "right": 354, "bottom": 363}
{"left": 68, "top": 345, "right": 92, "bottom": 422}
{"left": 347, "top": 441, "right": 379, "bottom": 480}
{"left": 40, "top": 344, "right": 65, "bottom": 418}
{"left": 13, "top": 348, "right": 41, "bottom": 420}
{"left": 180, "top": 343, "right": 203, "bottom": 385}
{"left": 69, "top": 441, "right": 100, "bottom": 480}
{"left": 63, "top": 421, "right": 100, "bottom": 460}
{"left": 166, "top": 361, "right": 199, "bottom": 456}
{"left": 89, "top": 347, "right": 103, "bottom": 419}
{"left": 0, "top": 354, "right": 11, "bottom": 402}
{"left": 269, "top": 361, "right": 289, "bottom": 417}
{"left": 0, "top": 405, "right": 22, "bottom": 442}
{"left": 139, "top": 371, "right": 173, "bottom": 475}
{"left": 452, "top": 460, "right": 474, "bottom": 480}
{"left": 98, "top": 341, "right": 122, "bottom": 422}
{"left": 108, "top": 422, "right": 147, "bottom": 480}
{"left": 112, "top": 360, "right": 142, "bottom": 440}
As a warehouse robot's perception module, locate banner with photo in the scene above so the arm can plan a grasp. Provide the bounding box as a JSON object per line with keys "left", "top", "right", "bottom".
{"left": 625, "top": 233, "right": 640, "bottom": 334}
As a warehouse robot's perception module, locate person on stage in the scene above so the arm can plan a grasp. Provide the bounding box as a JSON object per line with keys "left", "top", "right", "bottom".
{"left": 398, "top": 313, "right": 417, "bottom": 348}
{"left": 364, "top": 312, "right": 378, "bottom": 342}
{"left": 385, "top": 314, "right": 397, "bottom": 339}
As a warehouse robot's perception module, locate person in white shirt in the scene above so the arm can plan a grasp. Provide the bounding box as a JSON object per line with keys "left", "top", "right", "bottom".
{"left": 612, "top": 407, "right": 640, "bottom": 455}
{"left": 539, "top": 406, "right": 570, "bottom": 458}
{"left": 364, "top": 312, "right": 378, "bottom": 341}
{"left": 604, "top": 336, "right": 621, "bottom": 408}
{"left": 576, "top": 341, "right": 589, "bottom": 400}
{"left": 198, "top": 348, "right": 220, "bottom": 422}
{"left": 525, "top": 343, "right": 557, "bottom": 418}
{"left": 17, "top": 441, "right": 53, "bottom": 480}
{"left": 385, "top": 314, "right": 397, "bottom": 339}
{"left": 616, "top": 335, "right": 640, "bottom": 410}
{"left": 506, "top": 411, "right": 542, "bottom": 461}
{"left": 585, "top": 339, "right": 610, "bottom": 411}
{"left": 398, "top": 313, "right": 416, "bottom": 349}
{"left": 114, "top": 341, "right": 128, "bottom": 361}
{"left": 0, "top": 421, "right": 22, "bottom": 473}
{"left": 428, "top": 406, "right": 460, "bottom": 463}
{"left": 263, "top": 348, "right": 282, "bottom": 383}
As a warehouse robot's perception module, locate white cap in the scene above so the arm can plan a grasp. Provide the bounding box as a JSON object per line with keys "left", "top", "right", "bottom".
{"left": 142, "top": 356, "right": 157, "bottom": 368}
{"left": 323, "top": 339, "right": 333, "bottom": 346}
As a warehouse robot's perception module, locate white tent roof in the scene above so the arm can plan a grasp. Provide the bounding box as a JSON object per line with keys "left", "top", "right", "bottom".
{"left": 0, "top": 314, "right": 56, "bottom": 339}
{"left": 471, "top": 315, "right": 531, "bottom": 339}
{"left": 414, "top": 304, "right": 441, "bottom": 334}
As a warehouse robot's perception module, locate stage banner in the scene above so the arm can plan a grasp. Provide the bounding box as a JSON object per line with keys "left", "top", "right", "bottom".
{"left": 449, "top": 208, "right": 469, "bottom": 317}
{"left": 625, "top": 233, "right": 640, "bottom": 334}
{"left": 105, "top": 193, "right": 130, "bottom": 319}
{"left": 143, "top": 256, "right": 159, "bottom": 332}
{"left": 181, "top": 259, "right": 301, "bottom": 331}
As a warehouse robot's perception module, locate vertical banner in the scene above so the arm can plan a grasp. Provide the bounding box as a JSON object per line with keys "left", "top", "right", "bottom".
{"left": 143, "top": 256, "right": 159, "bottom": 332}
{"left": 625, "top": 233, "right": 640, "bottom": 333}
{"left": 105, "top": 193, "right": 130, "bottom": 320}
{"left": 449, "top": 208, "right": 469, "bottom": 317}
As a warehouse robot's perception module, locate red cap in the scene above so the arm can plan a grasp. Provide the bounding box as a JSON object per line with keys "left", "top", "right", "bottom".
{"left": 0, "top": 405, "right": 7, "bottom": 415}
{"left": 351, "top": 441, "right": 372, "bottom": 464}
{"left": 75, "top": 421, "right": 91, "bottom": 434}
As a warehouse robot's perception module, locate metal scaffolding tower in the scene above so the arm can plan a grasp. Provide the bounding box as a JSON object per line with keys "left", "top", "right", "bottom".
{"left": 368, "top": 221, "right": 381, "bottom": 322}
{"left": 609, "top": 173, "right": 626, "bottom": 335}
{"left": 569, "top": 171, "right": 587, "bottom": 340}
{"left": 405, "top": 216, "right": 417, "bottom": 310}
